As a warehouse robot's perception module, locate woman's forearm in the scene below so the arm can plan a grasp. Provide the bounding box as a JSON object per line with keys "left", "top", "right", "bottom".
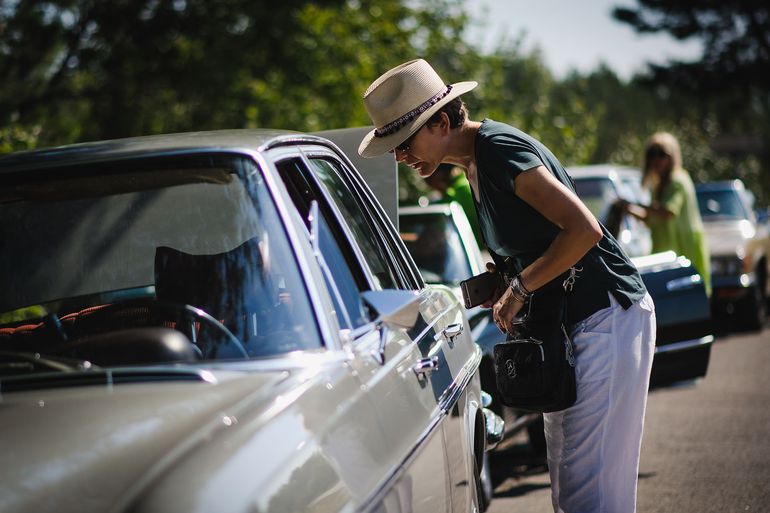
{"left": 519, "top": 222, "right": 602, "bottom": 292}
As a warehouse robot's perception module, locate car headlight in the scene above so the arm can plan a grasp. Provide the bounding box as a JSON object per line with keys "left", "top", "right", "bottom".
{"left": 739, "top": 219, "right": 756, "bottom": 239}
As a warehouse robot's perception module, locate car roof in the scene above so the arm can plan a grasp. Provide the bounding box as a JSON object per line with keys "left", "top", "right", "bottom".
{"left": 399, "top": 203, "right": 454, "bottom": 216}
{"left": 567, "top": 164, "right": 640, "bottom": 180}
{"left": 0, "top": 129, "right": 325, "bottom": 173}
{"left": 695, "top": 179, "right": 745, "bottom": 192}
{"left": 0, "top": 126, "right": 404, "bottom": 228}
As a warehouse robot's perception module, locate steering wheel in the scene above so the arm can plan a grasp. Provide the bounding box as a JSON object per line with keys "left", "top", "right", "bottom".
{"left": 74, "top": 298, "right": 249, "bottom": 360}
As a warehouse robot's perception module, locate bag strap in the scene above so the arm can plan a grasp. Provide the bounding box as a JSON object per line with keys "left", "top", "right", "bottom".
{"left": 559, "top": 266, "right": 580, "bottom": 367}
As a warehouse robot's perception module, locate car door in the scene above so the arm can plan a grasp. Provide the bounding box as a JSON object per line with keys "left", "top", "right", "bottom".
{"left": 269, "top": 145, "right": 476, "bottom": 513}
{"left": 299, "top": 147, "right": 479, "bottom": 512}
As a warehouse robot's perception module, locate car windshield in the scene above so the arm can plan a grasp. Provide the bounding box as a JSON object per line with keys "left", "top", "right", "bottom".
{"left": 697, "top": 189, "right": 749, "bottom": 221}
{"left": 399, "top": 212, "right": 472, "bottom": 285}
{"left": 572, "top": 177, "right": 618, "bottom": 222}
{"left": 0, "top": 153, "right": 322, "bottom": 377}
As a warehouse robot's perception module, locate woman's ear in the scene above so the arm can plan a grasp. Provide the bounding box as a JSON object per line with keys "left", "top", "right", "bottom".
{"left": 439, "top": 111, "right": 451, "bottom": 134}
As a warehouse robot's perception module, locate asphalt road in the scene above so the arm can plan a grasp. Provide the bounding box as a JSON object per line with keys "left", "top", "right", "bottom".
{"left": 486, "top": 324, "right": 770, "bottom": 513}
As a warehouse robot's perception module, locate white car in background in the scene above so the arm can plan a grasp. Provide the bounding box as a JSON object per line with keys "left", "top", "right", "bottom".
{"left": 696, "top": 179, "right": 770, "bottom": 331}
{"left": 567, "top": 164, "right": 652, "bottom": 257}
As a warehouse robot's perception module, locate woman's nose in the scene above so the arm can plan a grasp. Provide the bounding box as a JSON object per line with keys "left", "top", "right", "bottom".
{"left": 394, "top": 148, "right": 408, "bottom": 162}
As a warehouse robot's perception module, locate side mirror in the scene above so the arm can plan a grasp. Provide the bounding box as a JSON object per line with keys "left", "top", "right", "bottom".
{"left": 361, "top": 290, "right": 420, "bottom": 364}
{"left": 361, "top": 290, "right": 420, "bottom": 328}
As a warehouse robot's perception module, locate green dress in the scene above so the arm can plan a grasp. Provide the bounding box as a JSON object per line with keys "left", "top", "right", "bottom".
{"left": 646, "top": 169, "right": 711, "bottom": 295}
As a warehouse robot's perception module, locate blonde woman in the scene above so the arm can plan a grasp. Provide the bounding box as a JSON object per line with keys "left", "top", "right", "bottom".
{"left": 625, "top": 132, "right": 711, "bottom": 295}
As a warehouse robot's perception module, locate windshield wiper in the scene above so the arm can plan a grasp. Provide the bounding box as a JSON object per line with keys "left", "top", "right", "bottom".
{"left": 0, "top": 361, "right": 216, "bottom": 394}
{"left": 0, "top": 351, "right": 97, "bottom": 375}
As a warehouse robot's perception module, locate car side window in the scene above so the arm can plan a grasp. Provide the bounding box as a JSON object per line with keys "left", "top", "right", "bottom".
{"left": 314, "top": 210, "right": 370, "bottom": 329}
{"left": 399, "top": 212, "right": 472, "bottom": 285}
{"left": 275, "top": 158, "right": 369, "bottom": 329}
{"left": 305, "top": 158, "right": 400, "bottom": 290}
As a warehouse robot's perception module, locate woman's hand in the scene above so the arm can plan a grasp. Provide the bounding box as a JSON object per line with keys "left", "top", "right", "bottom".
{"left": 481, "top": 262, "right": 525, "bottom": 334}
{"left": 480, "top": 262, "right": 504, "bottom": 309}
{"left": 492, "top": 286, "right": 524, "bottom": 334}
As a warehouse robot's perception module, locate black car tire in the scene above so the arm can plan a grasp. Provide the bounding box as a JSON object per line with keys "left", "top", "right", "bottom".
{"left": 479, "top": 450, "right": 494, "bottom": 510}
{"left": 474, "top": 451, "right": 491, "bottom": 512}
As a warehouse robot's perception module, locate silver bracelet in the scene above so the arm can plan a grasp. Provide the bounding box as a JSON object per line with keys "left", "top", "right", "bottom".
{"left": 509, "top": 274, "right": 531, "bottom": 302}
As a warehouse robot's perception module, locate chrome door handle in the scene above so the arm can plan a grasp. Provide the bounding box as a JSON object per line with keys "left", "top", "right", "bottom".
{"left": 435, "top": 323, "right": 464, "bottom": 343}
{"left": 412, "top": 356, "right": 439, "bottom": 377}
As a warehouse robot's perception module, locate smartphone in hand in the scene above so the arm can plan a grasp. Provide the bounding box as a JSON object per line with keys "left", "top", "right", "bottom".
{"left": 460, "top": 271, "right": 502, "bottom": 309}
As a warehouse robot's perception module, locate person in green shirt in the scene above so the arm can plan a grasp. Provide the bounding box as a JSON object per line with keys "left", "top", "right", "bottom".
{"left": 624, "top": 132, "right": 711, "bottom": 296}
{"left": 423, "top": 163, "right": 484, "bottom": 247}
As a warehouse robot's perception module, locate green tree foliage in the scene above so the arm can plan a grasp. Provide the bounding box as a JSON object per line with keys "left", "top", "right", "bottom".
{"left": 1, "top": 0, "right": 766, "bottom": 204}
{"left": 468, "top": 44, "right": 600, "bottom": 167}
{"left": 612, "top": 0, "right": 770, "bottom": 204}
{"left": 246, "top": 0, "right": 476, "bottom": 131}
{"left": 0, "top": 0, "right": 474, "bottom": 145}
{"left": 613, "top": 1, "right": 770, "bottom": 94}
{"left": 0, "top": 0, "right": 333, "bottom": 143}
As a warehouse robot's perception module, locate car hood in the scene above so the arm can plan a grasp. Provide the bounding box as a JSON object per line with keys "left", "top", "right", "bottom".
{"left": 0, "top": 367, "right": 289, "bottom": 513}
{"left": 702, "top": 220, "right": 752, "bottom": 256}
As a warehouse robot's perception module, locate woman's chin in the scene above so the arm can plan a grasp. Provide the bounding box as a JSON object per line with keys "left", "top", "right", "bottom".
{"left": 417, "top": 164, "right": 437, "bottom": 177}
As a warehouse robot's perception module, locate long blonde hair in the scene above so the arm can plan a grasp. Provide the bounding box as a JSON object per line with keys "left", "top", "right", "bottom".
{"left": 642, "top": 131, "right": 683, "bottom": 199}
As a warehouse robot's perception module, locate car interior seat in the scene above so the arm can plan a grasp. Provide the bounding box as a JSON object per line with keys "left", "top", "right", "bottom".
{"left": 154, "top": 237, "right": 273, "bottom": 354}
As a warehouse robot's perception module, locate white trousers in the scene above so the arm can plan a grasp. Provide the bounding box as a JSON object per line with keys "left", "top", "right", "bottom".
{"left": 543, "top": 292, "right": 656, "bottom": 513}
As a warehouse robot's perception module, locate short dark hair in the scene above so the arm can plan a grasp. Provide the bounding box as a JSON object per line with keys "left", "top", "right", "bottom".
{"left": 426, "top": 98, "right": 467, "bottom": 128}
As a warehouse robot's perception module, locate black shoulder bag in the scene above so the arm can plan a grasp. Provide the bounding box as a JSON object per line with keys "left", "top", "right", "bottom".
{"left": 492, "top": 266, "right": 579, "bottom": 413}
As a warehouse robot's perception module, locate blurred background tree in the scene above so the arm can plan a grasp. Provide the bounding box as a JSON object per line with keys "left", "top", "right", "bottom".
{"left": 613, "top": 0, "right": 770, "bottom": 204}
{"left": 1, "top": 0, "right": 767, "bottom": 204}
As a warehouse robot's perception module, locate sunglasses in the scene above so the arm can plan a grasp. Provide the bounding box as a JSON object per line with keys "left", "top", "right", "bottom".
{"left": 392, "top": 125, "right": 425, "bottom": 153}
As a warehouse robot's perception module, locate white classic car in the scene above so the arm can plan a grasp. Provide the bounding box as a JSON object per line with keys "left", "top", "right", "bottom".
{"left": 567, "top": 164, "right": 652, "bottom": 258}
{"left": 696, "top": 179, "right": 770, "bottom": 331}
{"left": 0, "top": 129, "right": 502, "bottom": 513}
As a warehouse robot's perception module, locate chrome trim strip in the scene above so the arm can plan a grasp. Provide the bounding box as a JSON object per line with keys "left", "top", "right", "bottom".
{"left": 666, "top": 273, "right": 702, "bottom": 292}
{"left": 655, "top": 335, "right": 714, "bottom": 355}
{"left": 358, "top": 414, "right": 444, "bottom": 513}
{"left": 438, "top": 343, "right": 483, "bottom": 414}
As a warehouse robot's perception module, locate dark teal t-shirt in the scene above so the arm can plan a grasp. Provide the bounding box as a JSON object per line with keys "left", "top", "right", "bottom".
{"left": 473, "top": 119, "right": 646, "bottom": 325}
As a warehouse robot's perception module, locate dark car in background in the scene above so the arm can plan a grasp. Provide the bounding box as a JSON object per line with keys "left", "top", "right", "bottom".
{"left": 696, "top": 179, "right": 770, "bottom": 331}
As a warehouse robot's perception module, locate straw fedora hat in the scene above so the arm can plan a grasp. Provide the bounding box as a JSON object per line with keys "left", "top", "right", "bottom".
{"left": 358, "top": 59, "right": 477, "bottom": 157}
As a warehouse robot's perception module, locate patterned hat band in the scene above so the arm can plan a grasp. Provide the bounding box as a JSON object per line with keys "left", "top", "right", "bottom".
{"left": 373, "top": 85, "right": 453, "bottom": 138}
